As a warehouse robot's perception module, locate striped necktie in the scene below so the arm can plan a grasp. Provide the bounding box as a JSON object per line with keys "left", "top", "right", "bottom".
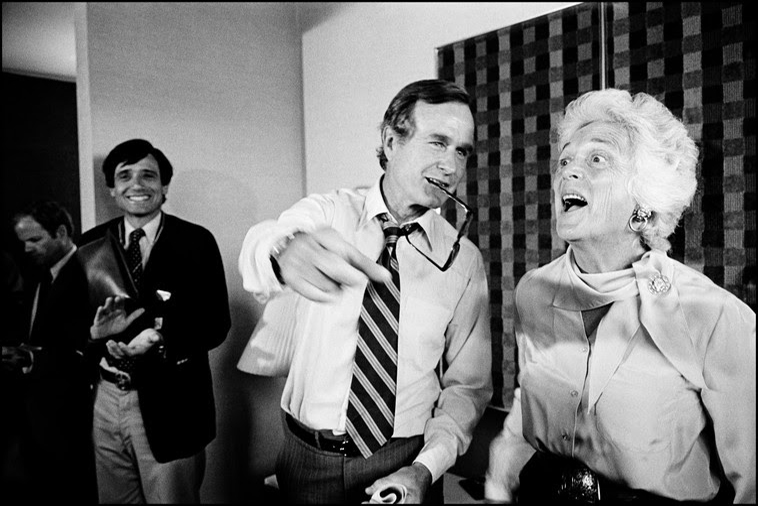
{"left": 346, "top": 214, "right": 416, "bottom": 458}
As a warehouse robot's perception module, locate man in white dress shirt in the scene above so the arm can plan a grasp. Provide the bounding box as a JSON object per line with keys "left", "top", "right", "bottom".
{"left": 239, "top": 79, "right": 493, "bottom": 503}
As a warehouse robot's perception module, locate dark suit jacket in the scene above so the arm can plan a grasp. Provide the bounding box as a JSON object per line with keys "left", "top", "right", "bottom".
{"left": 78, "top": 213, "right": 231, "bottom": 463}
{"left": 13, "top": 252, "right": 95, "bottom": 501}
{"left": 24, "top": 253, "right": 92, "bottom": 387}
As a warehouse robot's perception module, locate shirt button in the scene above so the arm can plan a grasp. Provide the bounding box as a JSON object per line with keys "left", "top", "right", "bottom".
{"left": 570, "top": 390, "right": 579, "bottom": 397}
{"left": 580, "top": 347, "right": 588, "bottom": 353}
{"left": 562, "top": 433, "right": 570, "bottom": 441}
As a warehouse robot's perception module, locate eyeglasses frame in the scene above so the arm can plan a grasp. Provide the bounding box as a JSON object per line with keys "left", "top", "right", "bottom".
{"left": 405, "top": 185, "right": 474, "bottom": 272}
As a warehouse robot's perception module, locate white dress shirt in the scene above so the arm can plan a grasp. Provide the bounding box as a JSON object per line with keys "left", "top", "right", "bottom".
{"left": 239, "top": 177, "right": 493, "bottom": 482}
{"left": 123, "top": 212, "right": 163, "bottom": 267}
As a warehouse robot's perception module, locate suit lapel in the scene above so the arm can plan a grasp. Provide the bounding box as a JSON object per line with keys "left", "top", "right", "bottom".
{"left": 29, "top": 278, "right": 47, "bottom": 343}
{"left": 29, "top": 259, "right": 69, "bottom": 343}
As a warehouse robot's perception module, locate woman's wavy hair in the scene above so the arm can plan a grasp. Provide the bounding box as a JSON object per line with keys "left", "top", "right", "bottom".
{"left": 557, "top": 88, "right": 699, "bottom": 252}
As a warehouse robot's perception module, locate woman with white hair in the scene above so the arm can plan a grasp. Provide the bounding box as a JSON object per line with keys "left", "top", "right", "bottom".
{"left": 485, "top": 89, "right": 755, "bottom": 503}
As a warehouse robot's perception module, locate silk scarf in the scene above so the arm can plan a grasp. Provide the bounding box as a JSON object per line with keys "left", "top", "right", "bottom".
{"left": 559, "top": 246, "right": 704, "bottom": 409}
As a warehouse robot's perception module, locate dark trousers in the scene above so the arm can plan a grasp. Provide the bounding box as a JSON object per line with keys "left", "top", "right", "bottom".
{"left": 0, "top": 371, "right": 96, "bottom": 504}
{"left": 276, "top": 413, "right": 444, "bottom": 504}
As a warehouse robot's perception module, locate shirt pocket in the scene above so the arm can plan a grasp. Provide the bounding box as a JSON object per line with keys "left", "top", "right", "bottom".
{"left": 400, "top": 296, "right": 450, "bottom": 373}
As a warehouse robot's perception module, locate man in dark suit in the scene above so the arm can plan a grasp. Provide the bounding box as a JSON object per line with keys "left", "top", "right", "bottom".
{"left": 78, "top": 139, "right": 231, "bottom": 503}
{"left": 3, "top": 200, "right": 96, "bottom": 503}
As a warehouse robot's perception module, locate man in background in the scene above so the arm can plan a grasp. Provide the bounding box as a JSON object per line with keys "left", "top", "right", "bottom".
{"left": 79, "top": 138, "right": 231, "bottom": 503}
{"left": 2, "top": 200, "right": 96, "bottom": 503}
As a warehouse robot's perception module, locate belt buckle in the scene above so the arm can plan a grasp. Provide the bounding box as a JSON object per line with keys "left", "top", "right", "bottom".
{"left": 558, "top": 463, "right": 600, "bottom": 504}
{"left": 336, "top": 437, "right": 352, "bottom": 456}
{"left": 114, "top": 371, "right": 131, "bottom": 391}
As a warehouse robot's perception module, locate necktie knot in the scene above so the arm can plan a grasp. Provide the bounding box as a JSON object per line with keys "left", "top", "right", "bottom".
{"left": 129, "top": 228, "right": 145, "bottom": 246}
{"left": 380, "top": 216, "right": 417, "bottom": 249}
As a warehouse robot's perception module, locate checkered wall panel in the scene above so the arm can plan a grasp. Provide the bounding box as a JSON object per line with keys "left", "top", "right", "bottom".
{"left": 438, "top": 2, "right": 754, "bottom": 409}
{"left": 609, "top": 1, "right": 755, "bottom": 312}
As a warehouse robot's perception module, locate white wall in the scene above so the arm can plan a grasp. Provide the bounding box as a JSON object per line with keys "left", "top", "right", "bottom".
{"left": 300, "top": 2, "right": 580, "bottom": 195}
{"left": 76, "top": 3, "right": 302, "bottom": 502}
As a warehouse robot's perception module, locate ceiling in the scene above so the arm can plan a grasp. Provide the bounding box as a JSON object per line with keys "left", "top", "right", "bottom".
{"left": 0, "top": 2, "right": 324, "bottom": 83}
{"left": 2, "top": 2, "right": 77, "bottom": 81}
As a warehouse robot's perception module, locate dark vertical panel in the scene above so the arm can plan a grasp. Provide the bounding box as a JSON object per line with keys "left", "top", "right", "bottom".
{"left": 2, "top": 72, "right": 80, "bottom": 278}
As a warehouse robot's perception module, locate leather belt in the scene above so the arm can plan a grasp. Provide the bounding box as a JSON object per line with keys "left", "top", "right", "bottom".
{"left": 285, "top": 414, "right": 362, "bottom": 457}
{"left": 100, "top": 366, "right": 133, "bottom": 391}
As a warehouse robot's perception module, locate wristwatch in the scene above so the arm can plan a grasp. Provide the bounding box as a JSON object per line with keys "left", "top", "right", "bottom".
{"left": 270, "top": 232, "right": 300, "bottom": 285}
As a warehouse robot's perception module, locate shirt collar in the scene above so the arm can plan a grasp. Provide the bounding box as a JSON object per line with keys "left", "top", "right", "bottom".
{"left": 553, "top": 246, "right": 638, "bottom": 310}
{"left": 359, "top": 176, "right": 439, "bottom": 249}
{"left": 359, "top": 177, "right": 391, "bottom": 229}
{"left": 49, "top": 244, "right": 77, "bottom": 282}
{"left": 123, "top": 212, "right": 162, "bottom": 245}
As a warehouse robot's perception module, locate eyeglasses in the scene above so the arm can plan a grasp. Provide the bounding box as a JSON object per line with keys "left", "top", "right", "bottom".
{"left": 405, "top": 178, "right": 474, "bottom": 271}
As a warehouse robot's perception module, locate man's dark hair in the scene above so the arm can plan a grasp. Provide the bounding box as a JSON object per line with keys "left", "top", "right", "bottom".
{"left": 13, "top": 200, "right": 74, "bottom": 238}
{"left": 376, "top": 79, "right": 473, "bottom": 170}
{"left": 102, "top": 138, "right": 174, "bottom": 188}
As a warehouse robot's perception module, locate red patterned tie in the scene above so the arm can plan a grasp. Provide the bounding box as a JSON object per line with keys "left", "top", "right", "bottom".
{"left": 346, "top": 214, "right": 415, "bottom": 458}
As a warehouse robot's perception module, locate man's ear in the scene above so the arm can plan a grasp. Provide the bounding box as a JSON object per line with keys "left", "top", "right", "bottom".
{"left": 55, "top": 224, "right": 68, "bottom": 240}
{"left": 382, "top": 127, "right": 399, "bottom": 160}
{"left": 110, "top": 187, "right": 116, "bottom": 198}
